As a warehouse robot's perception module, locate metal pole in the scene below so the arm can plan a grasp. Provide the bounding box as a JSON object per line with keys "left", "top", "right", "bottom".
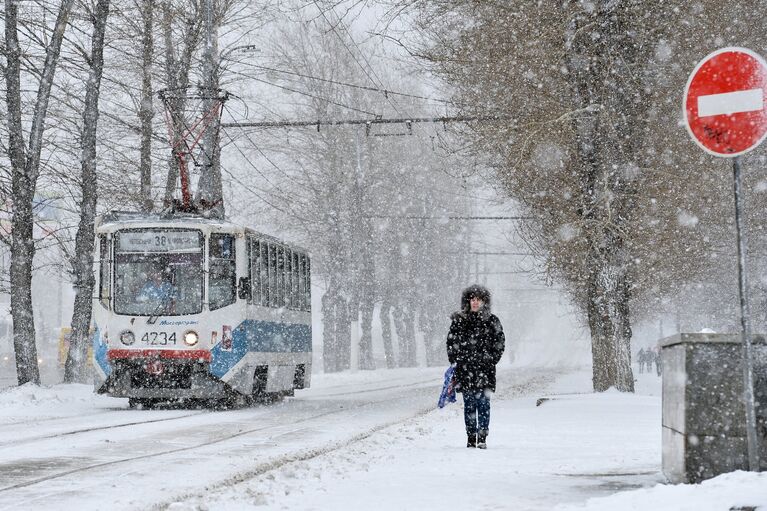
{"left": 732, "top": 155, "right": 761, "bottom": 472}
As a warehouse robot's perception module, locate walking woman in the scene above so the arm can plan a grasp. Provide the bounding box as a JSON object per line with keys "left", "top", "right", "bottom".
{"left": 446, "top": 285, "right": 506, "bottom": 449}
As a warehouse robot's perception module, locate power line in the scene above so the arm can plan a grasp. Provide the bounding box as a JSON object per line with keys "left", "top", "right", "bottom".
{"left": 224, "top": 60, "right": 459, "bottom": 106}
{"left": 221, "top": 114, "right": 514, "bottom": 130}
{"left": 465, "top": 251, "right": 537, "bottom": 256}
{"left": 311, "top": 0, "right": 401, "bottom": 115}
{"left": 361, "top": 215, "right": 530, "bottom": 220}
{"left": 223, "top": 104, "right": 289, "bottom": 177}
{"left": 473, "top": 271, "right": 533, "bottom": 275}
{"left": 243, "top": 73, "right": 379, "bottom": 117}
{"left": 500, "top": 288, "right": 564, "bottom": 292}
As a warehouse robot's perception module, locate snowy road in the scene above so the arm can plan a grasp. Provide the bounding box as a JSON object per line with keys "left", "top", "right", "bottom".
{"left": 0, "top": 366, "right": 557, "bottom": 510}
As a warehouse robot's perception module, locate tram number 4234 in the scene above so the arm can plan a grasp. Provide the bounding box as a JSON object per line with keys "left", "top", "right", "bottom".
{"left": 141, "top": 332, "right": 177, "bottom": 345}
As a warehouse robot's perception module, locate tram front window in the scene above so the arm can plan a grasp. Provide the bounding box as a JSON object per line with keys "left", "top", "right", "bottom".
{"left": 114, "top": 230, "right": 203, "bottom": 316}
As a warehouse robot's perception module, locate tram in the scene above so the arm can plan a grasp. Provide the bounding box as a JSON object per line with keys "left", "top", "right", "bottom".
{"left": 92, "top": 211, "right": 312, "bottom": 408}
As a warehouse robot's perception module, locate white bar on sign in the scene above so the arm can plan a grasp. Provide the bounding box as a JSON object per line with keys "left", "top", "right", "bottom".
{"left": 698, "top": 88, "right": 763, "bottom": 117}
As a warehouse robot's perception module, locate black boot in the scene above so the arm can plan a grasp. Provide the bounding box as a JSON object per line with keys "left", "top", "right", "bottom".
{"left": 466, "top": 433, "right": 477, "bottom": 448}
{"left": 477, "top": 430, "right": 488, "bottom": 449}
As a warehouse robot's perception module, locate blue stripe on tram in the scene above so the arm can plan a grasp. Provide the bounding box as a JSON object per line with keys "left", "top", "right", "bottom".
{"left": 92, "top": 325, "right": 112, "bottom": 376}
{"left": 209, "top": 320, "right": 311, "bottom": 378}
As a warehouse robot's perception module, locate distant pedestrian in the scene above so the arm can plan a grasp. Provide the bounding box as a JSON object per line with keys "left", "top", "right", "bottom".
{"left": 654, "top": 350, "right": 662, "bottom": 376}
{"left": 446, "top": 285, "right": 505, "bottom": 449}
{"left": 637, "top": 348, "right": 645, "bottom": 374}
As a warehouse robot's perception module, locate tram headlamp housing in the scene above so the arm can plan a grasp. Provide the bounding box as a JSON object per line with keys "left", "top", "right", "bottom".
{"left": 183, "top": 330, "right": 199, "bottom": 346}
{"left": 120, "top": 330, "right": 135, "bottom": 346}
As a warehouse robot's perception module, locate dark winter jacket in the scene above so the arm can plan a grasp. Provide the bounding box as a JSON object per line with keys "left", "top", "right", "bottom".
{"left": 446, "top": 285, "right": 506, "bottom": 392}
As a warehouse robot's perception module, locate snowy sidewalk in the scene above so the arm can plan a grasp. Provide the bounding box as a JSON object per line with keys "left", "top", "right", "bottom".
{"left": 171, "top": 371, "right": 767, "bottom": 511}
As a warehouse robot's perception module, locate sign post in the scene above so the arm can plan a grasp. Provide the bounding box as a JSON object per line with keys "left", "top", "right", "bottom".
{"left": 683, "top": 47, "right": 767, "bottom": 472}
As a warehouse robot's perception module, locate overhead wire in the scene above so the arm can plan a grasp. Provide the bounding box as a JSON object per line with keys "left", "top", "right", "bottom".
{"left": 218, "top": 157, "right": 316, "bottom": 232}
{"left": 223, "top": 59, "right": 460, "bottom": 107}
{"left": 310, "top": 0, "right": 402, "bottom": 115}
{"left": 218, "top": 121, "right": 314, "bottom": 213}
{"left": 225, "top": 67, "right": 380, "bottom": 117}
{"left": 223, "top": 104, "right": 292, "bottom": 179}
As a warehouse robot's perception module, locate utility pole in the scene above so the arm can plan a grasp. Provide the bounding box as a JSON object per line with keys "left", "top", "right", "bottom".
{"left": 198, "top": 0, "right": 225, "bottom": 217}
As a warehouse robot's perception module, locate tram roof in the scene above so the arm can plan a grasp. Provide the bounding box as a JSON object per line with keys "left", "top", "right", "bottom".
{"left": 96, "top": 211, "right": 309, "bottom": 253}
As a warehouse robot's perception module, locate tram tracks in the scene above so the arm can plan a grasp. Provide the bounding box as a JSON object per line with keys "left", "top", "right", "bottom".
{"left": 306, "top": 376, "right": 437, "bottom": 398}
{"left": 0, "top": 368, "right": 558, "bottom": 509}
{"left": 0, "top": 410, "right": 210, "bottom": 449}
{"left": 0, "top": 377, "right": 437, "bottom": 451}
{"left": 0, "top": 382, "right": 443, "bottom": 495}
{"left": 0, "top": 408, "right": 121, "bottom": 429}
{"left": 151, "top": 371, "right": 558, "bottom": 511}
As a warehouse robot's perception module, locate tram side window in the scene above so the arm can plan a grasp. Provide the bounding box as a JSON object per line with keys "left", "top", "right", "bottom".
{"left": 250, "top": 239, "right": 262, "bottom": 305}
{"left": 298, "top": 254, "right": 306, "bottom": 310}
{"left": 209, "top": 234, "right": 236, "bottom": 310}
{"left": 304, "top": 256, "right": 311, "bottom": 311}
{"left": 285, "top": 249, "right": 293, "bottom": 309}
{"left": 299, "top": 254, "right": 311, "bottom": 311}
{"left": 99, "top": 235, "right": 111, "bottom": 308}
{"left": 261, "top": 242, "right": 270, "bottom": 306}
{"left": 292, "top": 252, "right": 300, "bottom": 310}
{"left": 268, "top": 244, "right": 277, "bottom": 307}
{"left": 276, "top": 246, "right": 285, "bottom": 308}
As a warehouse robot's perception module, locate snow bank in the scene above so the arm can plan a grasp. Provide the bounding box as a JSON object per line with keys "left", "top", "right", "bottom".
{"left": 556, "top": 470, "right": 767, "bottom": 511}
{"left": 0, "top": 382, "right": 122, "bottom": 424}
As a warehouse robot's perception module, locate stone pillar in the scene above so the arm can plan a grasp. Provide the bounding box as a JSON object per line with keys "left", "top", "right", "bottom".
{"left": 661, "top": 333, "right": 767, "bottom": 483}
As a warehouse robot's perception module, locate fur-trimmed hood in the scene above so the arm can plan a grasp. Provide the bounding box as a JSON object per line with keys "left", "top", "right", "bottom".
{"left": 451, "top": 284, "right": 492, "bottom": 320}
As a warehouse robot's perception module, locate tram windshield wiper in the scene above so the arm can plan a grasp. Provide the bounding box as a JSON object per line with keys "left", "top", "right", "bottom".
{"left": 147, "top": 295, "right": 173, "bottom": 325}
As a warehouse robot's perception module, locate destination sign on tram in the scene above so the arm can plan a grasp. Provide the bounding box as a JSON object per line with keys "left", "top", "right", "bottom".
{"left": 117, "top": 231, "right": 201, "bottom": 252}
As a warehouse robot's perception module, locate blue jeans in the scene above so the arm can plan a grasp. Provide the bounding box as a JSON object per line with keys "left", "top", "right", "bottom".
{"left": 463, "top": 389, "right": 490, "bottom": 435}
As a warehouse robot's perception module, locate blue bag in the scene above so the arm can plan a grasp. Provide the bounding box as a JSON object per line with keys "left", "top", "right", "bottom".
{"left": 437, "top": 365, "right": 457, "bottom": 408}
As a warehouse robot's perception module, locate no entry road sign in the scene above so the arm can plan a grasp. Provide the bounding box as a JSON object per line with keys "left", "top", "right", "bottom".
{"left": 682, "top": 46, "right": 765, "bottom": 473}
{"left": 684, "top": 47, "right": 767, "bottom": 157}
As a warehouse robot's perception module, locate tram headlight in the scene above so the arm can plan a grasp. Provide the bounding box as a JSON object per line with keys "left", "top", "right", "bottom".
{"left": 183, "top": 330, "right": 199, "bottom": 346}
{"left": 119, "top": 330, "right": 135, "bottom": 346}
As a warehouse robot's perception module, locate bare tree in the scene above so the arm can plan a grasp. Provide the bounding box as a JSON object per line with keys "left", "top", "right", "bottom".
{"left": 64, "top": 0, "right": 111, "bottom": 384}
{"left": 4, "top": 0, "right": 76, "bottom": 385}
{"left": 222, "top": 10, "right": 468, "bottom": 371}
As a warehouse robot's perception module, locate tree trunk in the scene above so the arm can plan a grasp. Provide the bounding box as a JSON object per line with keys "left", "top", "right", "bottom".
{"left": 322, "top": 290, "right": 351, "bottom": 373}
{"left": 357, "top": 215, "right": 375, "bottom": 370}
{"left": 9, "top": 190, "right": 38, "bottom": 386}
{"left": 588, "top": 249, "right": 635, "bottom": 392}
{"left": 138, "top": 0, "right": 154, "bottom": 212}
{"left": 64, "top": 0, "right": 111, "bottom": 384}
{"left": 4, "top": 0, "right": 75, "bottom": 385}
{"left": 196, "top": 0, "right": 225, "bottom": 217}
{"left": 565, "top": 3, "right": 634, "bottom": 392}
{"left": 335, "top": 295, "right": 351, "bottom": 371}
{"left": 403, "top": 307, "right": 416, "bottom": 367}
{"left": 358, "top": 298, "right": 375, "bottom": 370}
{"left": 321, "top": 290, "right": 337, "bottom": 372}
{"left": 422, "top": 312, "right": 444, "bottom": 367}
{"left": 394, "top": 303, "right": 416, "bottom": 367}
{"left": 379, "top": 300, "right": 395, "bottom": 369}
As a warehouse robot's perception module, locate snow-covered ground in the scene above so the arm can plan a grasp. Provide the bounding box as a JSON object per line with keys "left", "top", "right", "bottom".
{"left": 0, "top": 367, "right": 765, "bottom": 511}
{"left": 166, "top": 371, "right": 766, "bottom": 511}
